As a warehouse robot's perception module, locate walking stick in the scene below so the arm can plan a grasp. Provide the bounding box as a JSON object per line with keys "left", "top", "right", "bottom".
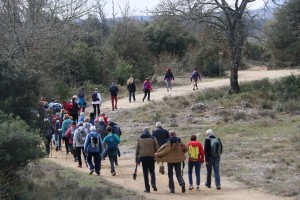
{"left": 133, "top": 163, "right": 138, "bottom": 180}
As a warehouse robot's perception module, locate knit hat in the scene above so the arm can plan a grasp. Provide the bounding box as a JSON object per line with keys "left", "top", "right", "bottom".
{"left": 206, "top": 129, "right": 214, "bottom": 136}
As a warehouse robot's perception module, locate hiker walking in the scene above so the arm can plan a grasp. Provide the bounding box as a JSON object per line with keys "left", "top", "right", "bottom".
{"left": 155, "top": 130, "right": 188, "bottom": 193}
{"left": 152, "top": 122, "right": 170, "bottom": 174}
{"left": 91, "top": 88, "right": 102, "bottom": 117}
{"left": 204, "top": 129, "right": 223, "bottom": 190}
{"left": 61, "top": 114, "right": 73, "bottom": 154}
{"left": 164, "top": 67, "right": 174, "bottom": 91}
{"left": 95, "top": 117, "right": 107, "bottom": 140}
{"left": 191, "top": 68, "right": 201, "bottom": 91}
{"left": 152, "top": 122, "right": 169, "bottom": 147}
{"left": 102, "top": 126, "right": 121, "bottom": 176}
{"left": 109, "top": 83, "right": 119, "bottom": 111}
{"left": 65, "top": 121, "right": 78, "bottom": 162}
{"left": 77, "top": 88, "right": 87, "bottom": 112}
{"left": 84, "top": 126, "right": 102, "bottom": 175}
{"left": 107, "top": 118, "right": 122, "bottom": 165}
{"left": 142, "top": 78, "right": 152, "bottom": 102}
{"left": 52, "top": 112, "right": 63, "bottom": 151}
{"left": 135, "top": 127, "right": 159, "bottom": 193}
{"left": 73, "top": 123, "right": 88, "bottom": 168}
{"left": 42, "top": 118, "right": 54, "bottom": 156}
{"left": 99, "top": 112, "right": 108, "bottom": 124}
{"left": 127, "top": 77, "right": 136, "bottom": 103}
{"left": 69, "top": 96, "right": 79, "bottom": 122}
{"left": 187, "top": 134, "right": 204, "bottom": 191}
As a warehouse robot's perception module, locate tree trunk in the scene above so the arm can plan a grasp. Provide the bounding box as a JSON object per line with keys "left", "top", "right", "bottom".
{"left": 229, "top": 47, "right": 241, "bottom": 94}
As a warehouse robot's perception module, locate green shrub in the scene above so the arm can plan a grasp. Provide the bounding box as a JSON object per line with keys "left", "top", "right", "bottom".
{"left": 114, "top": 59, "right": 134, "bottom": 86}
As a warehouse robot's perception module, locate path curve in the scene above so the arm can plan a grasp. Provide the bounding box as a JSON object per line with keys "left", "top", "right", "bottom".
{"left": 50, "top": 69, "right": 299, "bottom": 199}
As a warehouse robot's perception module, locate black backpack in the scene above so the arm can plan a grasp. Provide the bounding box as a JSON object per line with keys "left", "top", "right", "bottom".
{"left": 70, "top": 103, "right": 78, "bottom": 116}
{"left": 92, "top": 92, "right": 99, "bottom": 101}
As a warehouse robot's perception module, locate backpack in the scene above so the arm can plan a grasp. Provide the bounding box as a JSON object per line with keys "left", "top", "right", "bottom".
{"left": 92, "top": 92, "right": 99, "bottom": 101}
{"left": 78, "top": 129, "right": 87, "bottom": 145}
{"left": 90, "top": 133, "right": 99, "bottom": 149}
{"left": 52, "top": 103, "right": 61, "bottom": 114}
{"left": 106, "top": 135, "right": 117, "bottom": 151}
{"left": 111, "top": 125, "right": 121, "bottom": 137}
{"left": 70, "top": 126, "right": 76, "bottom": 139}
{"left": 189, "top": 145, "right": 199, "bottom": 161}
{"left": 210, "top": 137, "right": 221, "bottom": 157}
{"left": 85, "top": 122, "right": 91, "bottom": 133}
{"left": 143, "top": 82, "right": 149, "bottom": 90}
{"left": 54, "top": 118, "right": 61, "bottom": 132}
{"left": 69, "top": 103, "right": 78, "bottom": 116}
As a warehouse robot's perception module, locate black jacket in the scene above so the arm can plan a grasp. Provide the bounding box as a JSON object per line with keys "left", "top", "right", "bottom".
{"left": 127, "top": 82, "right": 136, "bottom": 92}
{"left": 152, "top": 127, "right": 169, "bottom": 147}
{"left": 204, "top": 135, "right": 223, "bottom": 161}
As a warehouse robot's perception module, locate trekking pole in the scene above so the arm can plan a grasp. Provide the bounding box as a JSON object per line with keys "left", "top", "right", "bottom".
{"left": 50, "top": 139, "right": 52, "bottom": 158}
{"left": 133, "top": 163, "right": 138, "bottom": 180}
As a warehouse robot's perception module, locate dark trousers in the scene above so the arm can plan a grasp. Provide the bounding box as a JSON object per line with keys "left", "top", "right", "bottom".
{"left": 93, "top": 104, "right": 100, "bottom": 116}
{"left": 142, "top": 89, "right": 150, "bottom": 101}
{"left": 108, "top": 155, "right": 117, "bottom": 173}
{"left": 129, "top": 92, "right": 136, "bottom": 102}
{"left": 45, "top": 137, "right": 51, "bottom": 155}
{"left": 76, "top": 146, "right": 87, "bottom": 166}
{"left": 188, "top": 161, "right": 201, "bottom": 186}
{"left": 87, "top": 152, "right": 101, "bottom": 174}
{"left": 142, "top": 160, "right": 156, "bottom": 191}
{"left": 62, "top": 136, "right": 69, "bottom": 153}
{"left": 68, "top": 144, "right": 77, "bottom": 159}
{"left": 168, "top": 162, "right": 185, "bottom": 192}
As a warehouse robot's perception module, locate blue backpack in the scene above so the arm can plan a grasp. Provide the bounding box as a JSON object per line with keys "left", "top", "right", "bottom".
{"left": 106, "top": 135, "right": 117, "bottom": 151}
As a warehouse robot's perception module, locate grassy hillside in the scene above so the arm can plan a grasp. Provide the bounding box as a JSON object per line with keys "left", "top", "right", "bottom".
{"left": 112, "top": 74, "right": 300, "bottom": 198}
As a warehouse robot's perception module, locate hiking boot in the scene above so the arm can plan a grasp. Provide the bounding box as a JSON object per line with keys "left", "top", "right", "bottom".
{"left": 170, "top": 190, "right": 175, "bottom": 193}
{"left": 196, "top": 186, "right": 200, "bottom": 191}
{"left": 152, "top": 186, "right": 157, "bottom": 191}
{"left": 111, "top": 172, "right": 116, "bottom": 176}
{"left": 205, "top": 183, "right": 211, "bottom": 188}
{"left": 193, "top": 88, "right": 195, "bottom": 91}
{"left": 96, "top": 172, "right": 100, "bottom": 176}
{"left": 115, "top": 162, "right": 118, "bottom": 166}
{"left": 56, "top": 146, "right": 58, "bottom": 151}
{"left": 77, "top": 165, "right": 82, "bottom": 168}
{"left": 189, "top": 186, "right": 194, "bottom": 190}
{"left": 181, "top": 185, "right": 186, "bottom": 193}
{"left": 216, "top": 186, "right": 221, "bottom": 190}
{"left": 144, "top": 190, "right": 150, "bottom": 193}
{"left": 196, "top": 87, "right": 199, "bottom": 90}
{"left": 89, "top": 170, "right": 94, "bottom": 175}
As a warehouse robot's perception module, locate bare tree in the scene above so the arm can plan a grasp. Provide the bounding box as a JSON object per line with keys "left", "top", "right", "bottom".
{"left": 154, "top": 0, "right": 278, "bottom": 93}
{"left": 0, "top": 0, "right": 92, "bottom": 72}
{"left": 94, "top": 0, "right": 109, "bottom": 35}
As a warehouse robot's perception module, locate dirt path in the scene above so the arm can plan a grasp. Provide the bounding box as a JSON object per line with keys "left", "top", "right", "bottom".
{"left": 50, "top": 69, "right": 299, "bottom": 199}
{"left": 97, "top": 69, "right": 300, "bottom": 112}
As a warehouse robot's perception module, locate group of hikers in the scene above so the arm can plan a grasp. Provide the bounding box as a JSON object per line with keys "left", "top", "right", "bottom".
{"left": 41, "top": 95, "right": 123, "bottom": 176}
{"left": 39, "top": 66, "right": 217, "bottom": 194}
{"left": 135, "top": 122, "right": 222, "bottom": 194}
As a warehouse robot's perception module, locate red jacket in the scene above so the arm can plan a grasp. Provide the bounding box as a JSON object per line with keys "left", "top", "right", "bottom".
{"left": 187, "top": 141, "right": 204, "bottom": 164}
{"left": 65, "top": 125, "right": 77, "bottom": 144}
{"left": 143, "top": 80, "right": 152, "bottom": 90}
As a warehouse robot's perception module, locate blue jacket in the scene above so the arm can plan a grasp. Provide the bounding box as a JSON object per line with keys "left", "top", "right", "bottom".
{"left": 61, "top": 118, "right": 73, "bottom": 137}
{"left": 84, "top": 131, "right": 102, "bottom": 153}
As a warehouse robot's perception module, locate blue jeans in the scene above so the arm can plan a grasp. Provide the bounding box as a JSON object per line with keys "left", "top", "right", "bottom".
{"left": 206, "top": 157, "right": 221, "bottom": 187}
{"left": 188, "top": 161, "right": 201, "bottom": 186}
{"left": 87, "top": 152, "right": 101, "bottom": 174}
{"left": 167, "top": 163, "right": 185, "bottom": 192}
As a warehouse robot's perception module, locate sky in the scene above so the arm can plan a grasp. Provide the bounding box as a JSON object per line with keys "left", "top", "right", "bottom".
{"left": 102, "top": 0, "right": 269, "bottom": 17}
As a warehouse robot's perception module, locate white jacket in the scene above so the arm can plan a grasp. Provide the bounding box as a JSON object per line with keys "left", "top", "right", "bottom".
{"left": 92, "top": 91, "right": 102, "bottom": 105}
{"left": 73, "top": 126, "right": 88, "bottom": 148}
